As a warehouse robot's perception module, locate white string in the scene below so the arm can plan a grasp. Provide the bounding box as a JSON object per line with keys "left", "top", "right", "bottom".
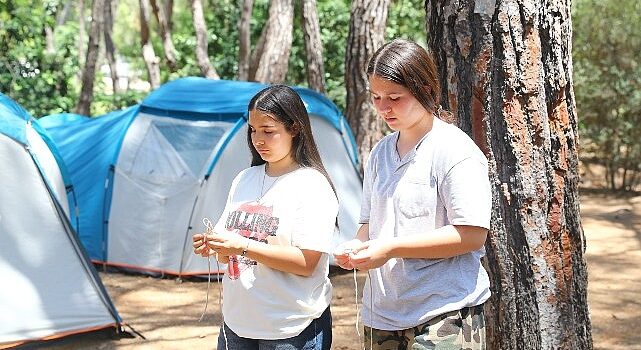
{"left": 199, "top": 218, "right": 213, "bottom": 321}
{"left": 200, "top": 217, "right": 229, "bottom": 350}
{"left": 367, "top": 270, "right": 373, "bottom": 350}
{"left": 346, "top": 249, "right": 366, "bottom": 350}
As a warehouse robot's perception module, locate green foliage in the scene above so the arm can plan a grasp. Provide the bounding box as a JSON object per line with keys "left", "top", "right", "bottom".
{"left": 0, "top": 0, "right": 79, "bottom": 116}
{"left": 573, "top": 0, "right": 641, "bottom": 190}
{"left": 1, "top": 0, "right": 428, "bottom": 118}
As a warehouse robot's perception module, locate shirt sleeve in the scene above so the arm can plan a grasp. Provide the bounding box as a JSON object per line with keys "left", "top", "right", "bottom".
{"left": 439, "top": 156, "right": 491, "bottom": 230}
{"left": 291, "top": 171, "right": 339, "bottom": 253}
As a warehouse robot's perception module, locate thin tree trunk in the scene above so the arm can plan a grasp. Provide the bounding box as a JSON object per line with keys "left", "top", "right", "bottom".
{"left": 344, "top": 0, "right": 390, "bottom": 173}
{"left": 76, "top": 0, "right": 105, "bottom": 116}
{"left": 237, "top": 0, "right": 254, "bottom": 81}
{"left": 426, "top": 0, "right": 592, "bottom": 348}
{"left": 104, "top": 0, "right": 119, "bottom": 93}
{"left": 149, "top": 0, "right": 177, "bottom": 71}
{"left": 165, "top": 0, "right": 174, "bottom": 31}
{"left": 253, "top": 0, "right": 294, "bottom": 83}
{"left": 56, "top": 0, "right": 72, "bottom": 25}
{"left": 301, "top": 0, "right": 326, "bottom": 94}
{"left": 191, "top": 0, "right": 219, "bottom": 79}
{"left": 139, "top": 0, "right": 160, "bottom": 89}
{"left": 45, "top": 26, "right": 55, "bottom": 54}
{"left": 78, "top": 0, "right": 86, "bottom": 66}
{"left": 248, "top": 20, "right": 269, "bottom": 81}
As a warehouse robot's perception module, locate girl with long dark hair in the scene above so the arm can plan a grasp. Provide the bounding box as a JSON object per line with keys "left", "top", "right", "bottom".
{"left": 193, "top": 85, "right": 337, "bottom": 350}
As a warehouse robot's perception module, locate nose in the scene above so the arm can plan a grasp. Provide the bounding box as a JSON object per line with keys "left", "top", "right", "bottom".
{"left": 253, "top": 134, "right": 264, "bottom": 146}
{"left": 376, "top": 99, "right": 391, "bottom": 114}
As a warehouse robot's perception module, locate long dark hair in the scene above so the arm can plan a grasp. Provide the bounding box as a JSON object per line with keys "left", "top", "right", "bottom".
{"left": 366, "top": 38, "right": 452, "bottom": 121}
{"left": 247, "top": 85, "right": 337, "bottom": 196}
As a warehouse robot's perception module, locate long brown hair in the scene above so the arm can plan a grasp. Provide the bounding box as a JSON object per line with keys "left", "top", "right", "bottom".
{"left": 366, "top": 38, "right": 452, "bottom": 121}
{"left": 247, "top": 85, "right": 337, "bottom": 196}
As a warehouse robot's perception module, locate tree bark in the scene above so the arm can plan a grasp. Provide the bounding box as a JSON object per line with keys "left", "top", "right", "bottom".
{"left": 149, "top": 0, "right": 177, "bottom": 71}
{"left": 104, "top": 0, "right": 120, "bottom": 93}
{"left": 139, "top": 0, "right": 161, "bottom": 89}
{"left": 301, "top": 0, "right": 326, "bottom": 94}
{"left": 191, "top": 0, "right": 219, "bottom": 79}
{"left": 253, "top": 0, "right": 294, "bottom": 84}
{"left": 165, "top": 0, "right": 174, "bottom": 31}
{"left": 426, "top": 0, "right": 592, "bottom": 348}
{"left": 248, "top": 20, "right": 269, "bottom": 81}
{"left": 76, "top": 0, "right": 105, "bottom": 116}
{"left": 344, "top": 0, "right": 390, "bottom": 173}
{"left": 78, "top": 0, "right": 86, "bottom": 66}
{"left": 237, "top": 0, "right": 254, "bottom": 81}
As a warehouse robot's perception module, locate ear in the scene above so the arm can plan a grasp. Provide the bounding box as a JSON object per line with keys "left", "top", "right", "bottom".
{"left": 291, "top": 123, "right": 301, "bottom": 136}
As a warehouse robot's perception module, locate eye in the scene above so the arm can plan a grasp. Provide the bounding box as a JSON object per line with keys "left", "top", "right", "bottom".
{"left": 370, "top": 93, "right": 380, "bottom": 100}
{"left": 390, "top": 96, "right": 400, "bottom": 101}
{"left": 249, "top": 126, "right": 256, "bottom": 133}
{"left": 264, "top": 130, "right": 273, "bottom": 134}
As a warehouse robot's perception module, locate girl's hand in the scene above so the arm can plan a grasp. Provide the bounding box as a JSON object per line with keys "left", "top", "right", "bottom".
{"left": 193, "top": 233, "right": 213, "bottom": 257}
{"left": 332, "top": 239, "right": 367, "bottom": 270}
{"left": 204, "top": 231, "right": 246, "bottom": 257}
{"left": 349, "top": 239, "right": 393, "bottom": 270}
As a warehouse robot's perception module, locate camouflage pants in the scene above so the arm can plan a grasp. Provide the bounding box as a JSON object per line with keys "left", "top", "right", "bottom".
{"left": 363, "top": 304, "right": 486, "bottom": 350}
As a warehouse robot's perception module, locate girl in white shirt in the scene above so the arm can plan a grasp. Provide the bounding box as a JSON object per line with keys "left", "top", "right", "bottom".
{"left": 193, "top": 85, "right": 338, "bottom": 350}
{"left": 334, "top": 39, "right": 492, "bottom": 350}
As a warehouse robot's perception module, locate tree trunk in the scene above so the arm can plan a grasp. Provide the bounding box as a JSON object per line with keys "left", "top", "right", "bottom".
{"left": 165, "top": 0, "right": 174, "bottom": 31}
{"left": 76, "top": 0, "right": 105, "bottom": 116}
{"left": 139, "top": 0, "right": 160, "bottom": 89}
{"left": 56, "top": 0, "right": 72, "bottom": 26}
{"left": 425, "top": 0, "right": 592, "bottom": 349}
{"left": 45, "top": 26, "right": 55, "bottom": 54}
{"left": 149, "top": 0, "right": 177, "bottom": 71}
{"left": 344, "top": 0, "right": 390, "bottom": 173}
{"left": 248, "top": 20, "right": 269, "bottom": 81}
{"left": 237, "top": 0, "right": 254, "bottom": 81}
{"left": 78, "top": 0, "right": 86, "bottom": 66}
{"left": 253, "top": 0, "right": 294, "bottom": 84}
{"left": 301, "top": 0, "right": 326, "bottom": 94}
{"left": 191, "top": 0, "right": 219, "bottom": 79}
{"left": 104, "top": 0, "right": 120, "bottom": 93}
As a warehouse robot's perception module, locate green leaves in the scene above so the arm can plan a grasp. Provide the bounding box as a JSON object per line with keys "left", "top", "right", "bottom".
{"left": 573, "top": 0, "right": 641, "bottom": 190}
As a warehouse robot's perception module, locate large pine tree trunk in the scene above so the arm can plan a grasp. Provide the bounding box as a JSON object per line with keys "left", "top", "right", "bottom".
{"left": 426, "top": 0, "right": 592, "bottom": 348}
{"left": 150, "top": 0, "right": 177, "bottom": 71}
{"left": 344, "top": 0, "right": 390, "bottom": 172}
{"left": 191, "top": 0, "right": 219, "bottom": 79}
{"left": 237, "top": 0, "right": 254, "bottom": 81}
{"left": 104, "top": 0, "right": 120, "bottom": 93}
{"left": 253, "top": 0, "right": 294, "bottom": 84}
{"left": 139, "top": 0, "right": 160, "bottom": 89}
{"left": 301, "top": 0, "right": 326, "bottom": 94}
{"left": 76, "top": 0, "right": 104, "bottom": 115}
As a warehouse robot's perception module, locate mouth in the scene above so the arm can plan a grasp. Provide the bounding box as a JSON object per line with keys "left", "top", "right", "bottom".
{"left": 382, "top": 115, "right": 397, "bottom": 123}
{"left": 256, "top": 148, "right": 270, "bottom": 154}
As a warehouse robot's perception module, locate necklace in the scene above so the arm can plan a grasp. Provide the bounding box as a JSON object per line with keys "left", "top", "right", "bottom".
{"left": 257, "top": 165, "right": 281, "bottom": 202}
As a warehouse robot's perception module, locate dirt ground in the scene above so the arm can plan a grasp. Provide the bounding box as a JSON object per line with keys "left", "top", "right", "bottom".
{"left": 29, "top": 191, "right": 641, "bottom": 350}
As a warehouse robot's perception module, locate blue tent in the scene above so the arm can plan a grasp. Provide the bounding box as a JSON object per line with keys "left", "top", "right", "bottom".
{"left": 40, "top": 77, "right": 362, "bottom": 276}
{"left": 0, "top": 93, "right": 121, "bottom": 347}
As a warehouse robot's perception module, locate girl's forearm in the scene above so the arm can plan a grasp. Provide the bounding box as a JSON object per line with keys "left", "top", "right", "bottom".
{"left": 388, "top": 225, "right": 488, "bottom": 259}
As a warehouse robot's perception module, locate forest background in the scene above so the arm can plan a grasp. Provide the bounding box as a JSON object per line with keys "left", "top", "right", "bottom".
{"left": 1, "top": 0, "right": 639, "bottom": 191}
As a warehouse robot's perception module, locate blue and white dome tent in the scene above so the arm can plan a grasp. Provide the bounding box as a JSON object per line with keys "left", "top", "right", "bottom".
{"left": 40, "top": 77, "right": 362, "bottom": 276}
{"left": 0, "top": 93, "right": 121, "bottom": 348}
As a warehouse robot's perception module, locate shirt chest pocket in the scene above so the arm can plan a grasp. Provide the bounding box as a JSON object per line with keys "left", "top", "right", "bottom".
{"left": 395, "top": 178, "right": 437, "bottom": 218}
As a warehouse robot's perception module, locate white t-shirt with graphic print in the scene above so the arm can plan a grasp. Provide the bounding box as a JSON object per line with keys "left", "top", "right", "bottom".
{"left": 214, "top": 164, "right": 338, "bottom": 339}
